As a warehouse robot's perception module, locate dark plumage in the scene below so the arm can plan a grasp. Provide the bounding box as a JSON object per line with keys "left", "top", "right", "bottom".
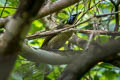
{"left": 67, "top": 14, "right": 78, "bottom": 24}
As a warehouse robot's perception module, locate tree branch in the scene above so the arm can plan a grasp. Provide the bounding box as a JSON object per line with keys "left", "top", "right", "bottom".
{"left": 21, "top": 43, "right": 81, "bottom": 65}
{"left": 20, "top": 41, "right": 120, "bottom": 67}
{"left": 0, "top": 0, "right": 45, "bottom": 79}
{"left": 57, "top": 39, "right": 120, "bottom": 80}
{"left": 27, "top": 28, "right": 120, "bottom": 40}
{"left": 0, "top": 0, "right": 81, "bottom": 28}
{"left": 0, "top": 7, "right": 17, "bottom": 9}
{"left": 37, "top": 0, "right": 81, "bottom": 19}
{"left": 69, "top": 34, "right": 120, "bottom": 67}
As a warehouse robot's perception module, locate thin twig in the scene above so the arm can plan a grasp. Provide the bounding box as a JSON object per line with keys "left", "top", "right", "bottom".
{"left": 95, "top": 11, "right": 120, "bottom": 17}
{"left": 110, "top": 0, "right": 120, "bottom": 39}
{"left": 27, "top": 29, "right": 120, "bottom": 40}
{"left": 27, "top": 12, "right": 120, "bottom": 40}
{"left": 110, "top": 0, "right": 120, "bottom": 32}
{"left": 84, "top": 32, "right": 94, "bottom": 51}
{"left": 0, "top": 7, "right": 17, "bottom": 9}
{"left": 0, "top": 0, "right": 8, "bottom": 18}
{"left": 75, "top": 0, "right": 103, "bottom": 24}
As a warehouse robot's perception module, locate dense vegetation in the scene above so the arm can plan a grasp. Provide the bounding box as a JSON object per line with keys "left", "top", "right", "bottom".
{"left": 0, "top": 0, "right": 120, "bottom": 80}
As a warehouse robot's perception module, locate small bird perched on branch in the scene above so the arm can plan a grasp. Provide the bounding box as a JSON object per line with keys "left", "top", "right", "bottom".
{"left": 67, "top": 13, "right": 78, "bottom": 24}
{"left": 41, "top": 13, "right": 78, "bottom": 50}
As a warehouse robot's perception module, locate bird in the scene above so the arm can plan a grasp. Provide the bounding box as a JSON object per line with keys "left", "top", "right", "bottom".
{"left": 67, "top": 13, "right": 78, "bottom": 24}
{"left": 41, "top": 13, "right": 78, "bottom": 50}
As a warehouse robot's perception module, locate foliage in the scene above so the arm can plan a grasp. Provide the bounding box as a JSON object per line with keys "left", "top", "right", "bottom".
{"left": 0, "top": 0, "right": 120, "bottom": 80}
